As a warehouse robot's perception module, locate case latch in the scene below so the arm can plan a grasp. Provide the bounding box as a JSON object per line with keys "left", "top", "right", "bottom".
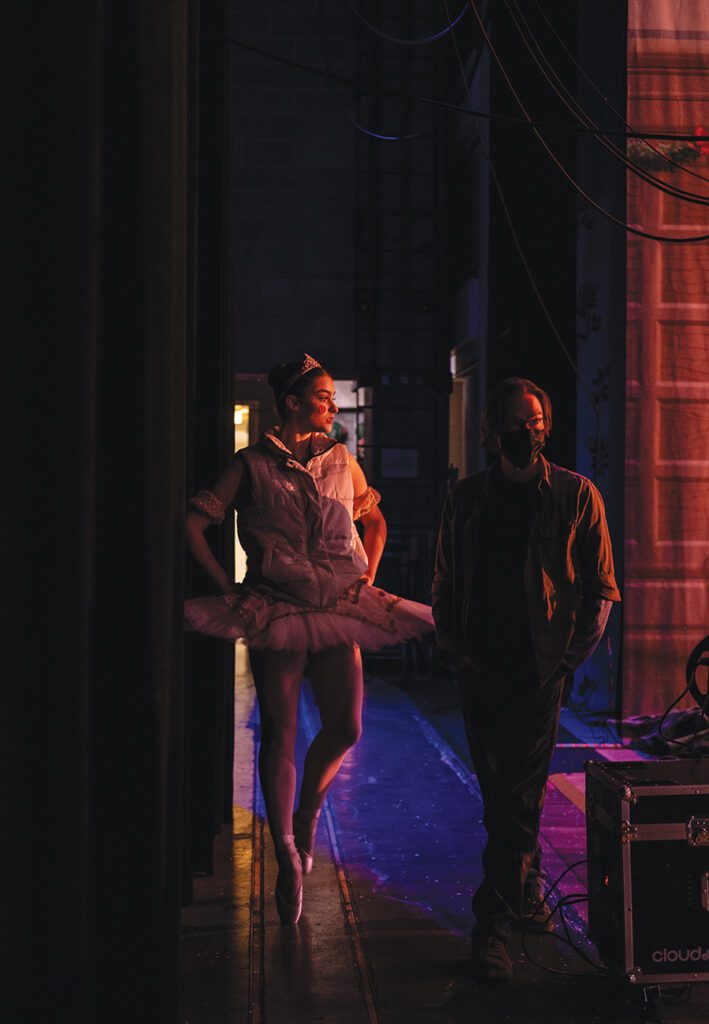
{"left": 687, "top": 816, "right": 709, "bottom": 847}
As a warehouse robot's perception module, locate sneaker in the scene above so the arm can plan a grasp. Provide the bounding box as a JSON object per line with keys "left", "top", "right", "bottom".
{"left": 471, "top": 934, "right": 513, "bottom": 981}
{"left": 515, "top": 892, "right": 554, "bottom": 933}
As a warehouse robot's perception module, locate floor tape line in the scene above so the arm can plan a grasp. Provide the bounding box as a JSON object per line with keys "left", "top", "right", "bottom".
{"left": 248, "top": 725, "right": 265, "bottom": 1024}
{"left": 299, "top": 690, "right": 383, "bottom": 1024}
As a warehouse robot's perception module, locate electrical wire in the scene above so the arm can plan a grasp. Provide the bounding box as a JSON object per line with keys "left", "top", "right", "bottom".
{"left": 441, "top": 0, "right": 600, "bottom": 434}
{"left": 656, "top": 638, "right": 709, "bottom": 754}
{"left": 570, "top": 701, "right": 620, "bottom": 745}
{"left": 687, "top": 687, "right": 709, "bottom": 752}
{"left": 564, "top": 690, "right": 625, "bottom": 747}
{"left": 542, "top": 857, "right": 592, "bottom": 900}
{"left": 510, "top": 0, "right": 709, "bottom": 203}
{"left": 227, "top": 22, "right": 709, "bottom": 242}
{"left": 518, "top": 859, "right": 608, "bottom": 976}
{"left": 521, "top": 933, "right": 595, "bottom": 978}
{"left": 320, "top": 1, "right": 490, "bottom": 144}
{"left": 504, "top": 0, "right": 709, "bottom": 207}
{"left": 470, "top": 0, "right": 709, "bottom": 237}
{"left": 224, "top": 36, "right": 709, "bottom": 143}
{"left": 555, "top": 897, "right": 608, "bottom": 974}
{"left": 529, "top": 0, "right": 709, "bottom": 189}
{"left": 656, "top": 652, "right": 709, "bottom": 755}
{"left": 520, "top": 897, "right": 607, "bottom": 977}
{"left": 345, "top": 0, "right": 469, "bottom": 47}
{"left": 465, "top": 0, "right": 709, "bottom": 243}
{"left": 318, "top": 0, "right": 434, "bottom": 142}
{"left": 656, "top": 687, "right": 693, "bottom": 748}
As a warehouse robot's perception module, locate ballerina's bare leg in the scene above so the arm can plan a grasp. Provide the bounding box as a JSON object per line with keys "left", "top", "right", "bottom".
{"left": 249, "top": 644, "right": 363, "bottom": 885}
{"left": 249, "top": 647, "right": 309, "bottom": 909}
{"left": 249, "top": 647, "right": 308, "bottom": 838}
{"left": 294, "top": 644, "right": 363, "bottom": 858}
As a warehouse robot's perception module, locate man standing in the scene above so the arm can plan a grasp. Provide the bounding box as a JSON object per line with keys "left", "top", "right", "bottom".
{"left": 432, "top": 378, "right": 620, "bottom": 981}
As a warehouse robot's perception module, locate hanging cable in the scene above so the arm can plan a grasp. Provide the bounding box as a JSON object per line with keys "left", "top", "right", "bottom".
{"left": 504, "top": 0, "right": 709, "bottom": 206}
{"left": 319, "top": 0, "right": 490, "bottom": 144}
{"left": 529, "top": 0, "right": 709, "bottom": 188}
{"left": 345, "top": 0, "right": 469, "bottom": 47}
{"left": 441, "top": 0, "right": 600, "bottom": 432}
{"left": 656, "top": 635, "right": 709, "bottom": 754}
{"left": 466, "top": 0, "right": 709, "bottom": 242}
{"left": 318, "top": 0, "right": 434, "bottom": 141}
{"left": 224, "top": 37, "right": 709, "bottom": 144}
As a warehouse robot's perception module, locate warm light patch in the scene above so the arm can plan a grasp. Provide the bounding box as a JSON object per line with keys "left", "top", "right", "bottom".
{"left": 233, "top": 404, "right": 251, "bottom": 586}
{"left": 234, "top": 404, "right": 250, "bottom": 452}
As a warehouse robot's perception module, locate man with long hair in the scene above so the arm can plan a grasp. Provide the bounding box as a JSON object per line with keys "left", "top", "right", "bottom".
{"left": 432, "top": 377, "right": 620, "bottom": 980}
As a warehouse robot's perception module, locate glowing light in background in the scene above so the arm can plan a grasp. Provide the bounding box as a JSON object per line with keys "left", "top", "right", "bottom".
{"left": 233, "top": 405, "right": 251, "bottom": 585}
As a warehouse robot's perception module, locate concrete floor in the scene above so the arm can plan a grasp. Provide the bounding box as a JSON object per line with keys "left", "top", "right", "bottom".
{"left": 180, "top": 649, "right": 709, "bottom": 1024}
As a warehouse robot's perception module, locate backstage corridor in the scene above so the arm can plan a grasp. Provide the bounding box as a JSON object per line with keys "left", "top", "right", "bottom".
{"left": 179, "top": 649, "right": 709, "bottom": 1024}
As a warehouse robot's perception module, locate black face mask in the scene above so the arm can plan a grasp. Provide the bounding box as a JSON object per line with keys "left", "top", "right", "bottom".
{"left": 499, "top": 428, "right": 545, "bottom": 469}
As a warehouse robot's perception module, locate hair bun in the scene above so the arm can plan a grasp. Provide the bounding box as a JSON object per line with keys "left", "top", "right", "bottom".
{"left": 267, "top": 362, "right": 293, "bottom": 392}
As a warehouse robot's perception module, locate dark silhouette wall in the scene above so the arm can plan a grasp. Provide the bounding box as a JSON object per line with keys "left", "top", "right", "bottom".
{"left": 3, "top": 3, "right": 229, "bottom": 1020}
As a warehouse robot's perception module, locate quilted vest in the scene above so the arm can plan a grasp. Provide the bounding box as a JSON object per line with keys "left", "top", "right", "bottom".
{"left": 235, "top": 430, "right": 368, "bottom": 607}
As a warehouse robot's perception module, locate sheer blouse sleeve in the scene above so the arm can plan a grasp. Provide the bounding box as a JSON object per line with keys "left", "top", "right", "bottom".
{"left": 352, "top": 486, "right": 381, "bottom": 521}
{"left": 188, "top": 489, "right": 227, "bottom": 525}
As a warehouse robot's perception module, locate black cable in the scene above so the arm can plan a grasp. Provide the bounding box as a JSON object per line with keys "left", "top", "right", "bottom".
{"left": 504, "top": 0, "right": 709, "bottom": 207}
{"left": 345, "top": 0, "right": 469, "bottom": 47}
{"left": 657, "top": 685, "right": 696, "bottom": 752}
{"left": 521, "top": 932, "right": 594, "bottom": 977}
{"left": 683, "top": 642, "right": 709, "bottom": 751}
{"left": 319, "top": 0, "right": 434, "bottom": 142}
{"left": 322, "top": 1, "right": 490, "bottom": 144}
{"left": 465, "top": 0, "right": 709, "bottom": 243}
{"left": 517, "top": 861, "right": 608, "bottom": 976}
{"left": 564, "top": 693, "right": 624, "bottom": 746}
{"left": 687, "top": 637, "right": 709, "bottom": 708}
{"left": 541, "top": 857, "right": 593, "bottom": 903}
{"left": 520, "top": 904, "right": 607, "bottom": 977}
{"left": 444, "top": 0, "right": 489, "bottom": 150}
{"left": 441, "top": 0, "right": 601, "bottom": 434}
{"left": 529, "top": 0, "right": 709, "bottom": 188}
{"left": 225, "top": 36, "right": 709, "bottom": 143}
{"left": 555, "top": 897, "right": 608, "bottom": 973}
{"left": 690, "top": 687, "right": 709, "bottom": 750}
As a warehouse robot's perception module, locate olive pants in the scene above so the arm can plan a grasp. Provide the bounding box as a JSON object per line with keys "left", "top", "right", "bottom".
{"left": 455, "top": 669, "right": 564, "bottom": 938}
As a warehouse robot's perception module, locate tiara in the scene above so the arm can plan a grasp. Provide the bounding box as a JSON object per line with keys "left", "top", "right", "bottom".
{"left": 276, "top": 352, "right": 322, "bottom": 399}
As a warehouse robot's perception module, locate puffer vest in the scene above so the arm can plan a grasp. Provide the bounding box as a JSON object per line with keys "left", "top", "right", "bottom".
{"left": 235, "top": 430, "right": 368, "bottom": 608}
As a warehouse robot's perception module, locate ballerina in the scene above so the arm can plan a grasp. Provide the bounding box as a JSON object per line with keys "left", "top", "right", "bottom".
{"left": 185, "top": 354, "right": 433, "bottom": 924}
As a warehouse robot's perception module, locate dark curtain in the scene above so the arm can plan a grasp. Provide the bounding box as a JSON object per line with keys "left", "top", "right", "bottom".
{"left": 184, "top": 1, "right": 235, "bottom": 882}
{"left": 1, "top": 2, "right": 227, "bottom": 1020}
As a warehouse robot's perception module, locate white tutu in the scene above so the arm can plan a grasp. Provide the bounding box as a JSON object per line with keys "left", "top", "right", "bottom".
{"left": 184, "top": 580, "right": 434, "bottom": 652}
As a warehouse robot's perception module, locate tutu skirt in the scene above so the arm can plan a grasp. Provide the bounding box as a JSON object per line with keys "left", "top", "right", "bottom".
{"left": 184, "top": 580, "right": 434, "bottom": 652}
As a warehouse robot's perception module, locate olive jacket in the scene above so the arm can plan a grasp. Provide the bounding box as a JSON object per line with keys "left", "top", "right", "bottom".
{"left": 431, "top": 456, "right": 621, "bottom": 685}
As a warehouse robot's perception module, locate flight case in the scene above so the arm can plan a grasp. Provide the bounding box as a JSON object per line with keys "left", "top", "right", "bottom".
{"left": 585, "top": 758, "right": 709, "bottom": 985}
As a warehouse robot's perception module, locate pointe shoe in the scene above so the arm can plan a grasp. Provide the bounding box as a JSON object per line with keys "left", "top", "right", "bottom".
{"left": 293, "top": 809, "right": 320, "bottom": 875}
{"left": 274, "top": 835, "right": 303, "bottom": 925}
{"left": 275, "top": 872, "right": 303, "bottom": 925}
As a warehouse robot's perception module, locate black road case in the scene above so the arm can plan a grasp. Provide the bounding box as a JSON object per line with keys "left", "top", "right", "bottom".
{"left": 585, "top": 758, "right": 709, "bottom": 985}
